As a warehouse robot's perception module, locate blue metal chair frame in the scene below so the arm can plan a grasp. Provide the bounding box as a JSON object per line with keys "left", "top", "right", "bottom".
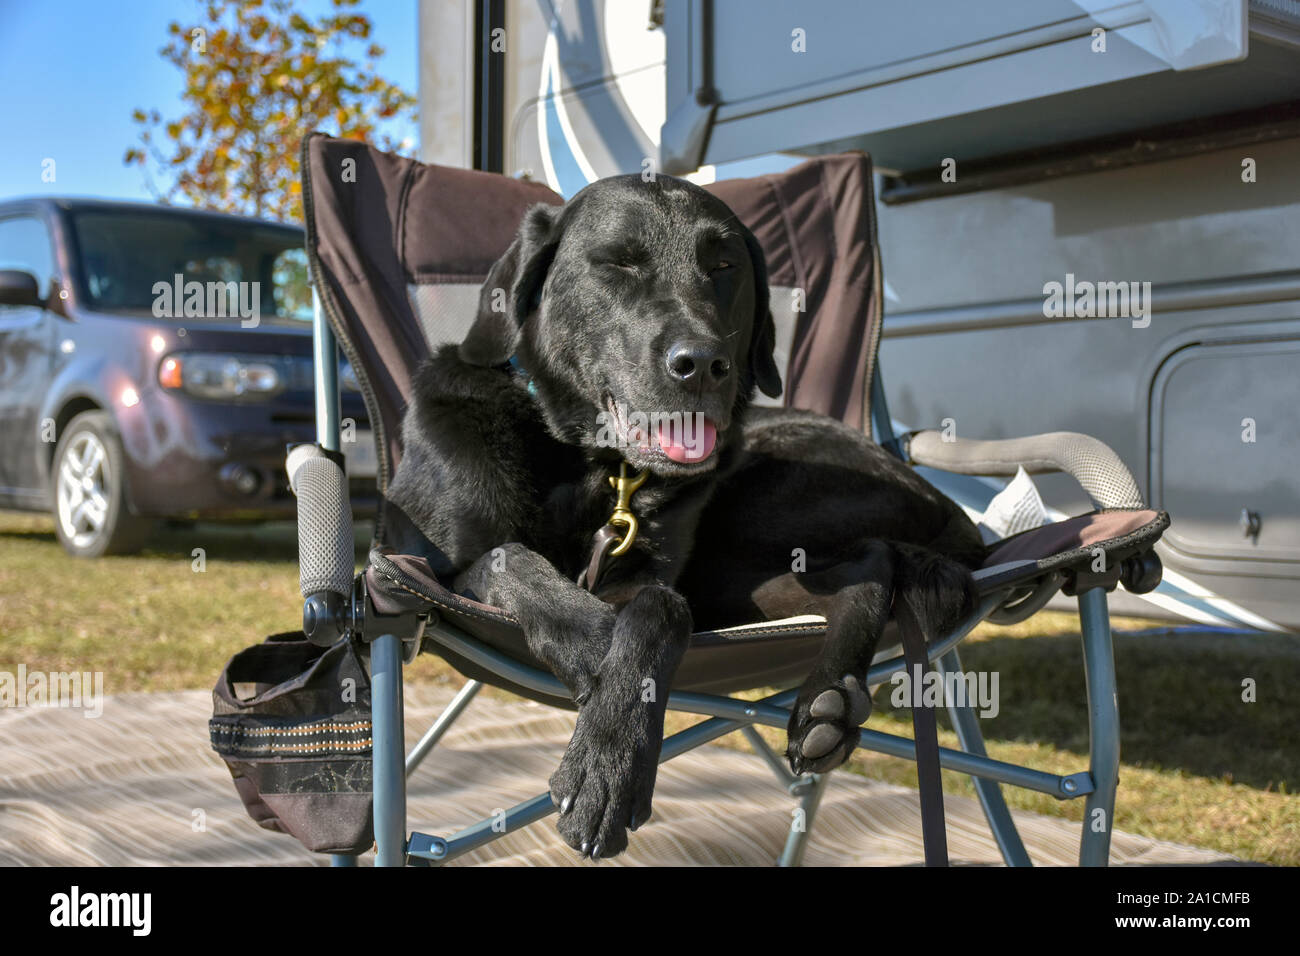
{"left": 311, "top": 293, "right": 1121, "bottom": 869}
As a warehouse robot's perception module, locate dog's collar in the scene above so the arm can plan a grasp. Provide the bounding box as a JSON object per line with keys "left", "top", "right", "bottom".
{"left": 578, "top": 462, "right": 649, "bottom": 591}
{"left": 504, "top": 355, "right": 538, "bottom": 397}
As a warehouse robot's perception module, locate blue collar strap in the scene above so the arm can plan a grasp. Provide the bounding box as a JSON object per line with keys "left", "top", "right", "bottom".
{"left": 506, "top": 355, "right": 538, "bottom": 396}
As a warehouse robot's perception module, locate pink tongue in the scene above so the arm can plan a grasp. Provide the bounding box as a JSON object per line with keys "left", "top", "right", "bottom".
{"left": 656, "top": 418, "right": 717, "bottom": 463}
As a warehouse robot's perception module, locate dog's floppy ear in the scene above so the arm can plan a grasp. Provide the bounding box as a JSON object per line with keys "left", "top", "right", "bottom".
{"left": 460, "top": 202, "right": 562, "bottom": 367}
{"left": 741, "top": 227, "right": 783, "bottom": 399}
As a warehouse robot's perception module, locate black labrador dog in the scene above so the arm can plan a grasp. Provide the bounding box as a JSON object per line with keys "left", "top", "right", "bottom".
{"left": 385, "top": 173, "right": 985, "bottom": 860}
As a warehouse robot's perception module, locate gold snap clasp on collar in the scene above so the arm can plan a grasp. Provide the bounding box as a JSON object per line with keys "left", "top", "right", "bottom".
{"left": 607, "top": 462, "right": 647, "bottom": 557}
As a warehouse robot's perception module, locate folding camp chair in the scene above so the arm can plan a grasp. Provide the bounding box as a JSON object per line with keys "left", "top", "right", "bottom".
{"left": 289, "top": 133, "right": 1167, "bottom": 867}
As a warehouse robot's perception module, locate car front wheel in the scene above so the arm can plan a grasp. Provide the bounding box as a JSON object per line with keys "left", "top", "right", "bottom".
{"left": 51, "top": 410, "right": 153, "bottom": 557}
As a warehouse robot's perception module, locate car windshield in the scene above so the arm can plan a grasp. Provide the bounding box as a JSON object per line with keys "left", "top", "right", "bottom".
{"left": 72, "top": 209, "right": 312, "bottom": 324}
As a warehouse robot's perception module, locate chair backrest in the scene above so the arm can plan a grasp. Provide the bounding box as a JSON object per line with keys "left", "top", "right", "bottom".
{"left": 302, "top": 133, "right": 884, "bottom": 544}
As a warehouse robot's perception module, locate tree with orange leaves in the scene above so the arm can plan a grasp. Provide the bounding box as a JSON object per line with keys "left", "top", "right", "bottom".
{"left": 124, "top": 0, "right": 415, "bottom": 223}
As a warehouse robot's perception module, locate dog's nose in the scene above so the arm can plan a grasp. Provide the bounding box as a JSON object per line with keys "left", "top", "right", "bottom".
{"left": 666, "top": 340, "right": 731, "bottom": 388}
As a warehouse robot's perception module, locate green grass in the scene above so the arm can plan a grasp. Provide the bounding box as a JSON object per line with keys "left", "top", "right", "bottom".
{"left": 718, "top": 616, "right": 1300, "bottom": 865}
{"left": 2, "top": 509, "right": 1297, "bottom": 863}
{"left": 0, "top": 511, "right": 455, "bottom": 690}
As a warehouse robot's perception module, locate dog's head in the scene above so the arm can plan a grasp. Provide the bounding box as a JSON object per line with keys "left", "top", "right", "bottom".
{"left": 460, "top": 174, "right": 781, "bottom": 478}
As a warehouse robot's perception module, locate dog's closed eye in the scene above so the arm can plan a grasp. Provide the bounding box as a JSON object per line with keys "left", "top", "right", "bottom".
{"left": 591, "top": 249, "right": 647, "bottom": 277}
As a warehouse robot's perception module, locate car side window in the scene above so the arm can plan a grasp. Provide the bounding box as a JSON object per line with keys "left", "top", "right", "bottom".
{"left": 0, "top": 215, "right": 57, "bottom": 302}
{"left": 271, "top": 247, "right": 312, "bottom": 320}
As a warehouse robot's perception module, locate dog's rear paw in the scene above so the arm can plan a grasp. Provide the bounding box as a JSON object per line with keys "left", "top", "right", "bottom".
{"left": 786, "top": 674, "right": 872, "bottom": 775}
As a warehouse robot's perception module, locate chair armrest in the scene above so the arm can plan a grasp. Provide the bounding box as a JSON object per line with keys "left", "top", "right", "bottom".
{"left": 287, "top": 444, "right": 356, "bottom": 644}
{"left": 906, "top": 429, "right": 1144, "bottom": 511}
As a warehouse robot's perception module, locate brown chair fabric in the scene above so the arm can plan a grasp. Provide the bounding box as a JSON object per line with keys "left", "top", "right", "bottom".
{"left": 302, "top": 134, "right": 562, "bottom": 516}
{"left": 366, "top": 548, "right": 830, "bottom": 702}
{"left": 983, "top": 509, "right": 1168, "bottom": 568}
{"left": 363, "top": 504, "right": 1167, "bottom": 699}
{"left": 707, "top": 152, "right": 882, "bottom": 431}
{"left": 302, "top": 135, "right": 884, "bottom": 543}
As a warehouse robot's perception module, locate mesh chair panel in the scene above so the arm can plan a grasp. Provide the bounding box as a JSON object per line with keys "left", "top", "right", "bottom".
{"left": 405, "top": 283, "right": 482, "bottom": 353}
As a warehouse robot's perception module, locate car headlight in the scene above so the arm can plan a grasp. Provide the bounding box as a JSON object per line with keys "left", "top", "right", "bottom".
{"left": 159, "top": 353, "right": 283, "bottom": 400}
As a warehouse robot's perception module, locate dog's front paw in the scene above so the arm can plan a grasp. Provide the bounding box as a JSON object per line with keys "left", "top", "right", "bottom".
{"left": 548, "top": 704, "right": 659, "bottom": 860}
{"left": 786, "top": 673, "right": 872, "bottom": 775}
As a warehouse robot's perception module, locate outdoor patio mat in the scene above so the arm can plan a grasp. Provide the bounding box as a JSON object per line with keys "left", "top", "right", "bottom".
{"left": 0, "top": 684, "right": 1238, "bottom": 866}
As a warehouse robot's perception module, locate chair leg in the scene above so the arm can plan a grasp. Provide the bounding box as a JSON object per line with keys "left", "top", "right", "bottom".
{"left": 371, "top": 633, "right": 407, "bottom": 867}
{"left": 778, "top": 773, "right": 829, "bottom": 867}
{"left": 1077, "top": 587, "right": 1119, "bottom": 867}
{"left": 937, "top": 648, "right": 1032, "bottom": 867}
{"left": 741, "top": 724, "right": 797, "bottom": 787}
{"left": 406, "top": 679, "right": 482, "bottom": 777}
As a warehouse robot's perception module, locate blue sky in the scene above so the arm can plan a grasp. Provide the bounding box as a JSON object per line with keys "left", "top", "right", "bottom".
{"left": 0, "top": 0, "right": 417, "bottom": 204}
